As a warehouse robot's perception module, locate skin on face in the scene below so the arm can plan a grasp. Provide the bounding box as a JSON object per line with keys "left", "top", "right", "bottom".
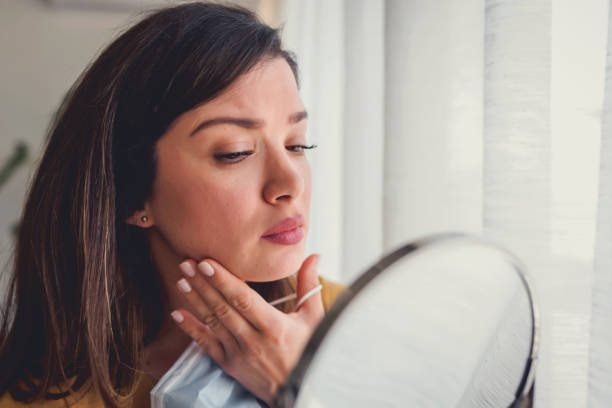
{"left": 141, "top": 57, "right": 312, "bottom": 284}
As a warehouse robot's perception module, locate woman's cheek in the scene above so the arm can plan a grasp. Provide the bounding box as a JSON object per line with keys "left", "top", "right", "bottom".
{"left": 188, "top": 185, "right": 257, "bottom": 255}
{"left": 148, "top": 187, "right": 215, "bottom": 257}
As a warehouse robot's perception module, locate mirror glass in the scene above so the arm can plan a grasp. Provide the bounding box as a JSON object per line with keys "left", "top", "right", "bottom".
{"left": 276, "top": 234, "right": 538, "bottom": 408}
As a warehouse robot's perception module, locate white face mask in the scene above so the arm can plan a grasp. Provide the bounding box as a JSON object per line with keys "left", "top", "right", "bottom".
{"left": 150, "top": 285, "right": 322, "bottom": 407}
{"left": 150, "top": 341, "right": 265, "bottom": 408}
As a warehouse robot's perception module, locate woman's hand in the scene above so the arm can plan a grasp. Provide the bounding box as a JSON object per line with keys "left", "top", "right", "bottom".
{"left": 170, "top": 254, "right": 324, "bottom": 404}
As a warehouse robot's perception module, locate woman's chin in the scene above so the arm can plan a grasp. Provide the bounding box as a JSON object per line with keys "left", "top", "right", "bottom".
{"left": 236, "top": 251, "right": 303, "bottom": 282}
{"left": 240, "top": 266, "right": 299, "bottom": 282}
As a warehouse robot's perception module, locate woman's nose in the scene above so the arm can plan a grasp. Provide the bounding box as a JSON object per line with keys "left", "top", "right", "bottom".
{"left": 262, "top": 147, "right": 305, "bottom": 204}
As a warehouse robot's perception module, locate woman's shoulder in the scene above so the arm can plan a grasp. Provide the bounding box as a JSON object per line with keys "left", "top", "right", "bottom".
{"left": 318, "top": 276, "right": 347, "bottom": 311}
{"left": 0, "top": 376, "right": 155, "bottom": 408}
{"left": 0, "top": 394, "right": 53, "bottom": 408}
{"left": 0, "top": 390, "right": 99, "bottom": 408}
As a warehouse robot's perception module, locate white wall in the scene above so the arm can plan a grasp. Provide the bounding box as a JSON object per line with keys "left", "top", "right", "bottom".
{"left": 0, "top": 0, "right": 284, "bottom": 289}
{"left": 0, "top": 0, "right": 137, "bottom": 280}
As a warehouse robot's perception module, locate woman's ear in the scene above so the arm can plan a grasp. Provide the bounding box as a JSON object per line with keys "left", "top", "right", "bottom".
{"left": 125, "top": 206, "right": 154, "bottom": 228}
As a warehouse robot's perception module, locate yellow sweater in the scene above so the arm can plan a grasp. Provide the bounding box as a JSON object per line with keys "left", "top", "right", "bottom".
{"left": 0, "top": 277, "right": 346, "bottom": 407}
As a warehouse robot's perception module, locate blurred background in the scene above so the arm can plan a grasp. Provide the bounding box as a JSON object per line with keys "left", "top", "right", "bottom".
{"left": 1, "top": 0, "right": 612, "bottom": 407}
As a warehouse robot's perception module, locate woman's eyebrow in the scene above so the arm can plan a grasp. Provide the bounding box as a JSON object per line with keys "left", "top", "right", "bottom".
{"left": 289, "top": 110, "right": 308, "bottom": 123}
{"left": 190, "top": 117, "right": 263, "bottom": 136}
{"left": 190, "top": 110, "right": 308, "bottom": 136}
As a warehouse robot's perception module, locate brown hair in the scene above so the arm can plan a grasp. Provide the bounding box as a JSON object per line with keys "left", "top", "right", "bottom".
{"left": 0, "top": 2, "right": 298, "bottom": 406}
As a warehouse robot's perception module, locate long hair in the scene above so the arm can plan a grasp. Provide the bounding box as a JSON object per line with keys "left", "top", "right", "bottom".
{"left": 0, "top": 3, "right": 298, "bottom": 406}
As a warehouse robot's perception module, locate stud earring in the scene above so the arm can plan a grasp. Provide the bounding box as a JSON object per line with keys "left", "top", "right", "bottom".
{"left": 140, "top": 216, "right": 148, "bottom": 223}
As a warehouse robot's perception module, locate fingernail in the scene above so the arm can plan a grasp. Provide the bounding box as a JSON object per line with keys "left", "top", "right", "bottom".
{"left": 179, "top": 261, "right": 196, "bottom": 277}
{"left": 198, "top": 261, "right": 215, "bottom": 277}
{"left": 177, "top": 278, "right": 191, "bottom": 293}
{"left": 171, "top": 310, "right": 184, "bottom": 323}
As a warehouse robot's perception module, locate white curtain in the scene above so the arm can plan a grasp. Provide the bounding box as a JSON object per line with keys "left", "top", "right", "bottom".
{"left": 589, "top": 0, "right": 612, "bottom": 405}
{"left": 279, "top": 0, "right": 611, "bottom": 406}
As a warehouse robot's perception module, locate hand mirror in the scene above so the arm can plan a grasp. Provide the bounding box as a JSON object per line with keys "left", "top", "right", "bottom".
{"left": 274, "top": 233, "right": 538, "bottom": 407}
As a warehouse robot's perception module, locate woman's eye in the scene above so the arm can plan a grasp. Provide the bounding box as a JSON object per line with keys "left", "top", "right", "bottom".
{"left": 213, "top": 145, "right": 316, "bottom": 164}
{"left": 286, "top": 144, "right": 317, "bottom": 154}
{"left": 213, "top": 151, "right": 253, "bottom": 164}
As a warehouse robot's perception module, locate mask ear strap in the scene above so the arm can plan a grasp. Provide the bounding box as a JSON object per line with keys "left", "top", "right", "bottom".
{"left": 296, "top": 284, "right": 323, "bottom": 309}
{"left": 269, "top": 293, "right": 297, "bottom": 306}
{"left": 267, "top": 283, "right": 323, "bottom": 309}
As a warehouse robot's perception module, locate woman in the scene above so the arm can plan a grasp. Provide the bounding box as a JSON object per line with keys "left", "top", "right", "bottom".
{"left": 0, "top": 2, "right": 343, "bottom": 407}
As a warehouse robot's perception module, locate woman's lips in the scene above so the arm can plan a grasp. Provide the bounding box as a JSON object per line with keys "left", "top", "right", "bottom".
{"left": 262, "top": 226, "right": 304, "bottom": 245}
{"left": 262, "top": 215, "right": 304, "bottom": 245}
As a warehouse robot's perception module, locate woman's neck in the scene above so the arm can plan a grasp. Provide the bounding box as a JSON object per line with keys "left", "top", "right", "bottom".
{"left": 141, "top": 313, "right": 192, "bottom": 382}
{"left": 141, "top": 228, "right": 198, "bottom": 381}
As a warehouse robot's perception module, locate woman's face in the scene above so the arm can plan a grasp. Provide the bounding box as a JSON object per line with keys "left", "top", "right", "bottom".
{"left": 143, "top": 57, "right": 311, "bottom": 282}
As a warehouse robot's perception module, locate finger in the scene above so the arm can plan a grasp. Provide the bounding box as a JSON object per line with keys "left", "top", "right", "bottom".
{"left": 178, "top": 261, "right": 214, "bottom": 317}
{"left": 296, "top": 254, "right": 324, "bottom": 324}
{"left": 177, "top": 261, "right": 240, "bottom": 354}
{"left": 198, "top": 259, "right": 284, "bottom": 335}
{"left": 187, "top": 260, "right": 264, "bottom": 351}
{"left": 171, "top": 309, "right": 226, "bottom": 365}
